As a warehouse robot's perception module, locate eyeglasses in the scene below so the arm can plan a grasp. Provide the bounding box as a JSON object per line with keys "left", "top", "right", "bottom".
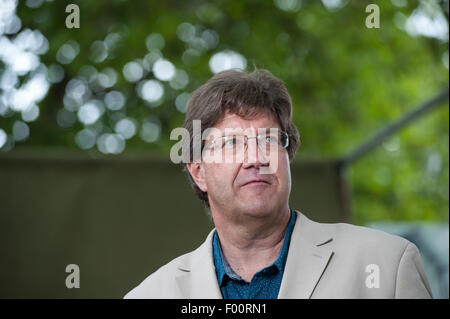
{"left": 203, "top": 131, "right": 289, "bottom": 155}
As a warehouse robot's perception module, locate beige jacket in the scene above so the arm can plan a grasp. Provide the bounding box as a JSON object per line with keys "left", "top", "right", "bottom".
{"left": 124, "top": 210, "right": 433, "bottom": 299}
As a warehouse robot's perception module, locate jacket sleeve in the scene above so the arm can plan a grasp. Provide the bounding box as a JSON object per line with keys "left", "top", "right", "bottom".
{"left": 394, "top": 242, "right": 433, "bottom": 299}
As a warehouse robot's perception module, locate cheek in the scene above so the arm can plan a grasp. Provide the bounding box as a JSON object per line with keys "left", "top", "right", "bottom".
{"left": 204, "top": 163, "right": 240, "bottom": 188}
{"left": 276, "top": 153, "right": 291, "bottom": 188}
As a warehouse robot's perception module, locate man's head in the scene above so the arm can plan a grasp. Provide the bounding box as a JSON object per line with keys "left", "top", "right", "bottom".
{"left": 183, "top": 69, "right": 300, "bottom": 217}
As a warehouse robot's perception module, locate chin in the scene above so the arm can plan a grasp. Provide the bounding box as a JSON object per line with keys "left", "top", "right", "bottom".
{"left": 238, "top": 200, "right": 275, "bottom": 217}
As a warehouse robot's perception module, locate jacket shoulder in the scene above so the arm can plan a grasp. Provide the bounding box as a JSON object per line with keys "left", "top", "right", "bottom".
{"left": 296, "top": 212, "right": 432, "bottom": 298}
{"left": 297, "top": 212, "right": 411, "bottom": 258}
{"left": 123, "top": 250, "right": 194, "bottom": 299}
{"left": 332, "top": 222, "right": 410, "bottom": 249}
{"left": 124, "top": 228, "right": 216, "bottom": 299}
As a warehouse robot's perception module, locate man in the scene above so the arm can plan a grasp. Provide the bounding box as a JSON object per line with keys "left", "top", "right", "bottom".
{"left": 125, "top": 69, "right": 432, "bottom": 299}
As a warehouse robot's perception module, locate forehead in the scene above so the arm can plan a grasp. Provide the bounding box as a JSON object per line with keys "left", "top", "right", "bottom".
{"left": 213, "top": 112, "right": 281, "bottom": 131}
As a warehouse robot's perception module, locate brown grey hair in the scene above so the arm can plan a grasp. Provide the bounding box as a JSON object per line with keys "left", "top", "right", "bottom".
{"left": 182, "top": 68, "right": 300, "bottom": 208}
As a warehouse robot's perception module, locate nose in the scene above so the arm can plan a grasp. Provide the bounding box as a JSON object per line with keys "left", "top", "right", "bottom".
{"left": 242, "top": 137, "right": 269, "bottom": 169}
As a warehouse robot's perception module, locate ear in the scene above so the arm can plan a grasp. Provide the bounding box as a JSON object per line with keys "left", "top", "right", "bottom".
{"left": 186, "top": 162, "right": 208, "bottom": 192}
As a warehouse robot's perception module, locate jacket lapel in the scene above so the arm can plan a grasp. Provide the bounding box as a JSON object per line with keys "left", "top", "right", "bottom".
{"left": 278, "top": 211, "right": 334, "bottom": 298}
{"left": 175, "top": 229, "right": 223, "bottom": 298}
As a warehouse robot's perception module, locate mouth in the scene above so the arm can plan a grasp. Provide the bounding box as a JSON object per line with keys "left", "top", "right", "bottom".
{"left": 241, "top": 180, "right": 271, "bottom": 187}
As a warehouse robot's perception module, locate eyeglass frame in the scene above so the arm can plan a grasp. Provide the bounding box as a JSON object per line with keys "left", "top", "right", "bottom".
{"left": 202, "top": 130, "right": 290, "bottom": 154}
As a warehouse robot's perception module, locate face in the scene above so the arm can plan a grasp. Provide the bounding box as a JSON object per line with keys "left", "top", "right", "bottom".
{"left": 188, "top": 112, "right": 292, "bottom": 220}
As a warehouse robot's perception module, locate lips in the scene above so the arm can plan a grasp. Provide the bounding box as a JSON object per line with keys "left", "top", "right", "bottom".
{"left": 241, "top": 178, "right": 271, "bottom": 187}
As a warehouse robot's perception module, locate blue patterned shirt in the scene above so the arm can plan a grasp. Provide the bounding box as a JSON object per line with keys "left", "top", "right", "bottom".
{"left": 212, "top": 208, "right": 297, "bottom": 299}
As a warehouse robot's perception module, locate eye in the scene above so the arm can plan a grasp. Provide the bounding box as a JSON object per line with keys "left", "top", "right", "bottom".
{"left": 265, "top": 135, "right": 278, "bottom": 143}
{"left": 223, "top": 136, "right": 237, "bottom": 147}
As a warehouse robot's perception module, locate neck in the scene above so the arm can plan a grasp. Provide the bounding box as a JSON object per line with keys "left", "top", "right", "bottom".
{"left": 211, "top": 205, "right": 291, "bottom": 282}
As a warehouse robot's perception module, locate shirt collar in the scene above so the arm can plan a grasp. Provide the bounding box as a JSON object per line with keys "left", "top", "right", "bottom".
{"left": 212, "top": 208, "right": 297, "bottom": 286}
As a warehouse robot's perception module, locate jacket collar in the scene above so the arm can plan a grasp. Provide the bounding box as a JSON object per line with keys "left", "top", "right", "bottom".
{"left": 175, "top": 210, "right": 334, "bottom": 299}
